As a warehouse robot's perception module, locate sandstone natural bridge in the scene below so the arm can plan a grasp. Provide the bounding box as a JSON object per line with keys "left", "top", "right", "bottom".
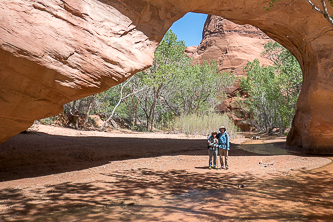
{"left": 0, "top": 0, "right": 332, "bottom": 154}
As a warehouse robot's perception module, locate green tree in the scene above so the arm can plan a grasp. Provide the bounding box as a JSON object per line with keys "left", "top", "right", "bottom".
{"left": 241, "top": 59, "right": 279, "bottom": 130}
{"left": 95, "top": 85, "right": 129, "bottom": 120}
{"left": 133, "top": 30, "right": 235, "bottom": 131}
{"left": 164, "top": 61, "right": 234, "bottom": 116}
{"left": 133, "top": 30, "right": 191, "bottom": 131}
{"left": 58, "top": 30, "right": 235, "bottom": 132}
{"left": 100, "top": 77, "right": 146, "bottom": 131}
{"left": 240, "top": 42, "right": 302, "bottom": 132}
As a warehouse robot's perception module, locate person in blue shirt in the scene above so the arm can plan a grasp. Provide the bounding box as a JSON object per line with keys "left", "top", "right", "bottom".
{"left": 217, "top": 126, "right": 230, "bottom": 170}
{"left": 207, "top": 131, "right": 219, "bottom": 169}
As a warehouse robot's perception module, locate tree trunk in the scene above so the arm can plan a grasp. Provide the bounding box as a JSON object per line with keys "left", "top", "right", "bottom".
{"left": 83, "top": 94, "right": 96, "bottom": 130}
{"left": 100, "top": 80, "right": 144, "bottom": 131}
{"left": 101, "top": 97, "right": 122, "bottom": 131}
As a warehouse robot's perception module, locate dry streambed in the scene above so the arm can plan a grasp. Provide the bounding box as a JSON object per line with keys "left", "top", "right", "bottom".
{"left": 0, "top": 125, "right": 332, "bottom": 221}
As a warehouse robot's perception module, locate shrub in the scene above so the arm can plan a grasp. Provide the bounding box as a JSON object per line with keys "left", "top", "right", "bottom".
{"left": 168, "top": 113, "right": 239, "bottom": 138}
{"left": 39, "top": 116, "right": 57, "bottom": 125}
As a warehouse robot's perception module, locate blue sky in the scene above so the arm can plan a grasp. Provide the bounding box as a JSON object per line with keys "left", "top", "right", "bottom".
{"left": 168, "top": 12, "right": 208, "bottom": 46}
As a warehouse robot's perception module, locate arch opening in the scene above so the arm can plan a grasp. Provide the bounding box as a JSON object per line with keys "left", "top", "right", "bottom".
{"left": 0, "top": 0, "right": 332, "bottom": 153}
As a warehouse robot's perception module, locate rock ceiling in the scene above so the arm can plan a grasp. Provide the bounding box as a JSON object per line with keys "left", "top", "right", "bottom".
{"left": 0, "top": 0, "right": 332, "bottom": 153}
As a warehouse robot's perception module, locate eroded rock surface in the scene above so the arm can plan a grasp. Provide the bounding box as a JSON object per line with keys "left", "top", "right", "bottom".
{"left": 1, "top": 0, "right": 333, "bottom": 153}
{"left": 186, "top": 15, "right": 274, "bottom": 113}
{"left": 189, "top": 15, "right": 273, "bottom": 77}
{"left": 0, "top": 0, "right": 183, "bottom": 143}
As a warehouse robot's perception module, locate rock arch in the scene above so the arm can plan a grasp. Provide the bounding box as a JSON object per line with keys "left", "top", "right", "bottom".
{"left": 0, "top": 0, "right": 332, "bottom": 153}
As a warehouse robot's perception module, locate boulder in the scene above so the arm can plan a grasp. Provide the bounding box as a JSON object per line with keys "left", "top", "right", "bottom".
{"left": 0, "top": 0, "right": 332, "bottom": 153}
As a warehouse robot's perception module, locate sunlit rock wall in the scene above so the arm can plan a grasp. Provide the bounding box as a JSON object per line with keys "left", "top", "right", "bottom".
{"left": 186, "top": 15, "right": 274, "bottom": 113}
{"left": 0, "top": 0, "right": 183, "bottom": 143}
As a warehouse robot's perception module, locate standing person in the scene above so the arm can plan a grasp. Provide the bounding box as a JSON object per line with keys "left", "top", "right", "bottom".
{"left": 217, "top": 126, "right": 230, "bottom": 170}
{"left": 207, "top": 132, "right": 219, "bottom": 169}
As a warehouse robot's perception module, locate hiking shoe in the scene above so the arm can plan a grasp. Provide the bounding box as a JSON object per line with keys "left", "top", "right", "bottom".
{"left": 221, "top": 166, "right": 224, "bottom": 169}
{"left": 209, "top": 166, "right": 212, "bottom": 170}
{"left": 214, "top": 166, "right": 218, "bottom": 169}
{"left": 226, "top": 167, "right": 229, "bottom": 170}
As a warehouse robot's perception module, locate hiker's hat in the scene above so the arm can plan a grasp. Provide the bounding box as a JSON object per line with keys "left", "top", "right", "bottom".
{"left": 219, "top": 126, "right": 226, "bottom": 130}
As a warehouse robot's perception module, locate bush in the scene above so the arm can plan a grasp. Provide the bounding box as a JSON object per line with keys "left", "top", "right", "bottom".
{"left": 40, "top": 116, "right": 57, "bottom": 125}
{"left": 167, "top": 113, "right": 239, "bottom": 138}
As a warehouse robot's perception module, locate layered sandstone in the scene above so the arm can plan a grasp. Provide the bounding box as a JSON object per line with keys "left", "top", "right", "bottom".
{"left": 0, "top": 0, "right": 333, "bottom": 153}
{"left": 186, "top": 15, "right": 274, "bottom": 112}
{"left": 189, "top": 15, "right": 273, "bottom": 77}
{"left": 0, "top": 0, "right": 182, "bottom": 143}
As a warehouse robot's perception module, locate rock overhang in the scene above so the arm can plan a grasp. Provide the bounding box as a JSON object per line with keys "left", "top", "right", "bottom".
{"left": 0, "top": 0, "right": 332, "bottom": 153}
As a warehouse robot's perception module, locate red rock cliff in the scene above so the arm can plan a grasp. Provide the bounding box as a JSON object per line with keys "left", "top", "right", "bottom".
{"left": 189, "top": 15, "right": 273, "bottom": 77}
{"left": 186, "top": 15, "right": 274, "bottom": 113}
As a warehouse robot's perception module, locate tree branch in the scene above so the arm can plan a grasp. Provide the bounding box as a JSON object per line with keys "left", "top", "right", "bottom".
{"left": 306, "top": 0, "right": 333, "bottom": 27}
{"left": 100, "top": 78, "right": 145, "bottom": 131}
{"left": 321, "top": 0, "right": 333, "bottom": 26}
{"left": 306, "top": 0, "right": 324, "bottom": 13}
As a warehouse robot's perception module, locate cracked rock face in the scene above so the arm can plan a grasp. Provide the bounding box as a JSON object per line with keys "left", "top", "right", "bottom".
{"left": 1, "top": 0, "right": 333, "bottom": 153}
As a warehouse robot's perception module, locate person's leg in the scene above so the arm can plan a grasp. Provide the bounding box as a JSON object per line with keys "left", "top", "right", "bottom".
{"left": 208, "top": 149, "right": 213, "bottom": 168}
{"left": 213, "top": 149, "right": 217, "bottom": 168}
{"left": 219, "top": 149, "right": 223, "bottom": 168}
{"left": 221, "top": 149, "right": 225, "bottom": 168}
{"left": 225, "top": 150, "right": 229, "bottom": 169}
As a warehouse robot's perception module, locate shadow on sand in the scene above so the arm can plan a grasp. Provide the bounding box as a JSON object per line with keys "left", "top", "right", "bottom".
{"left": 1, "top": 165, "right": 333, "bottom": 221}
{"left": 0, "top": 131, "right": 311, "bottom": 182}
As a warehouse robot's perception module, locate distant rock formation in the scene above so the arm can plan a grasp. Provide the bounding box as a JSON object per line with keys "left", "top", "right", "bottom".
{"left": 186, "top": 15, "right": 273, "bottom": 116}
{"left": 189, "top": 15, "right": 273, "bottom": 77}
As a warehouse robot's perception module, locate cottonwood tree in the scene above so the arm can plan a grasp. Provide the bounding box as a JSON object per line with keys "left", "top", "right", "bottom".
{"left": 164, "top": 61, "right": 235, "bottom": 116}
{"left": 132, "top": 30, "right": 235, "bottom": 131}
{"left": 122, "top": 74, "right": 145, "bottom": 129}
{"left": 100, "top": 77, "right": 145, "bottom": 131}
{"left": 83, "top": 94, "right": 97, "bottom": 130}
{"left": 240, "top": 42, "right": 302, "bottom": 132}
{"left": 133, "top": 30, "right": 192, "bottom": 131}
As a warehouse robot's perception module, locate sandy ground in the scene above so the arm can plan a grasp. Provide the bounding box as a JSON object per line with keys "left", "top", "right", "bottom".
{"left": 0, "top": 125, "right": 332, "bottom": 221}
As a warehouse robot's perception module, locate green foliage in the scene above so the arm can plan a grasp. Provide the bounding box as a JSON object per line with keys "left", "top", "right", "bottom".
{"left": 264, "top": 0, "right": 281, "bottom": 11}
{"left": 132, "top": 30, "right": 234, "bottom": 131}
{"left": 95, "top": 85, "right": 121, "bottom": 114}
{"left": 130, "top": 30, "right": 192, "bottom": 131}
{"left": 240, "top": 42, "right": 302, "bottom": 132}
{"left": 49, "top": 29, "right": 235, "bottom": 134}
{"left": 167, "top": 112, "right": 239, "bottom": 138}
{"left": 167, "top": 61, "right": 235, "bottom": 115}
{"left": 40, "top": 116, "right": 57, "bottom": 125}
{"left": 96, "top": 85, "right": 129, "bottom": 119}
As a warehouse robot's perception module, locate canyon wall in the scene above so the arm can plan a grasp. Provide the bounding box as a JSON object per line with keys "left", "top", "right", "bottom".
{"left": 186, "top": 15, "right": 274, "bottom": 114}
{"left": 0, "top": 0, "right": 180, "bottom": 143}
{"left": 188, "top": 15, "right": 273, "bottom": 77}
{"left": 1, "top": 0, "right": 332, "bottom": 153}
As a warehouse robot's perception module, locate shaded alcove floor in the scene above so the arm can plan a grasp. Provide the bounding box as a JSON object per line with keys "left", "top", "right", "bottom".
{"left": 0, "top": 125, "right": 332, "bottom": 221}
